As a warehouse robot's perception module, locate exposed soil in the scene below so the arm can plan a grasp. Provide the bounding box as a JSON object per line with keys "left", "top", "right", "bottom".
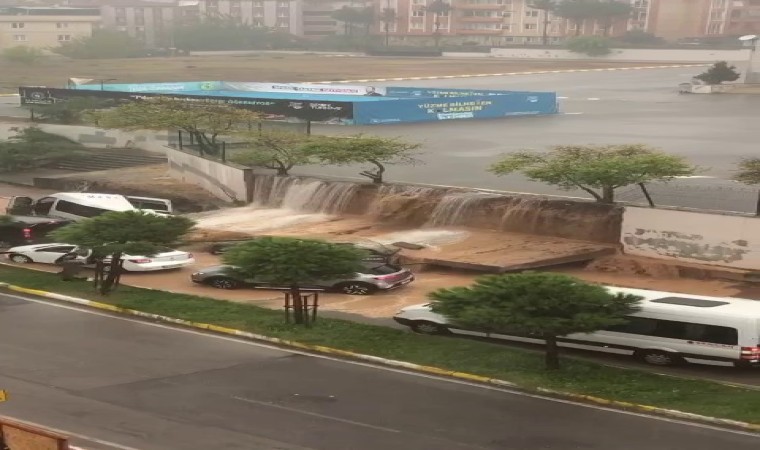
{"left": 1, "top": 54, "right": 679, "bottom": 93}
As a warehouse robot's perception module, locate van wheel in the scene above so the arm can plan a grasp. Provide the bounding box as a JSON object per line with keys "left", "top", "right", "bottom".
{"left": 411, "top": 321, "right": 450, "bottom": 335}
{"left": 636, "top": 350, "right": 683, "bottom": 366}
{"left": 335, "top": 282, "right": 377, "bottom": 295}
{"left": 9, "top": 254, "right": 32, "bottom": 264}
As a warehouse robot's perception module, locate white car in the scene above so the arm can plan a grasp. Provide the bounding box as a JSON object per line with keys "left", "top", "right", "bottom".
{"left": 5, "top": 243, "right": 195, "bottom": 272}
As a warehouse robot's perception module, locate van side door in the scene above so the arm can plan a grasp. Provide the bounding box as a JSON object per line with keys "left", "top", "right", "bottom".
{"left": 6, "top": 196, "right": 33, "bottom": 215}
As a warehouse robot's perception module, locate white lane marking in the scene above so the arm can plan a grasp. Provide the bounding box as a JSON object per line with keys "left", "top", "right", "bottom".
{"left": 232, "top": 396, "right": 402, "bottom": 434}
{"left": 674, "top": 175, "right": 718, "bottom": 179}
{"left": 587, "top": 97, "right": 601, "bottom": 101}
{"left": 563, "top": 112, "right": 584, "bottom": 115}
{"left": 3, "top": 292, "right": 759, "bottom": 438}
{"left": 0, "top": 415, "right": 141, "bottom": 450}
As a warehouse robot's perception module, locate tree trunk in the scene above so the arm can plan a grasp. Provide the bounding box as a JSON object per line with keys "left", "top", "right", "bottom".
{"left": 344, "top": 21, "right": 349, "bottom": 35}
{"left": 433, "top": 16, "right": 441, "bottom": 48}
{"left": 542, "top": 10, "right": 550, "bottom": 46}
{"left": 384, "top": 23, "right": 389, "bottom": 46}
{"left": 290, "top": 285, "right": 305, "bottom": 325}
{"left": 544, "top": 334, "right": 560, "bottom": 370}
{"left": 99, "top": 252, "right": 122, "bottom": 296}
{"left": 601, "top": 186, "right": 615, "bottom": 204}
{"left": 575, "top": 20, "right": 582, "bottom": 36}
{"left": 276, "top": 167, "right": 289, "bottom": 176}
{"left": 370, "top": 159, "right": 385, "bottom": 184}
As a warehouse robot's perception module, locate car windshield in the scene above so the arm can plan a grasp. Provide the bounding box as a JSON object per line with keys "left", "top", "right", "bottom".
{"left": 362, "top": 264, "right": 401, "bottom": 275}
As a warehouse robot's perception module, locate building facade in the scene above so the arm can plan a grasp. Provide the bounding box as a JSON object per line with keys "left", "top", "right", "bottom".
{"left": 0, "top": 6, "right": 100, "bottom": 50}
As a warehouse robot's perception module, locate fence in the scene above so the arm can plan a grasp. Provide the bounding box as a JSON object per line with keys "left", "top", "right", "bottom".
{"left": 617, "top": 182, "right": 760, "bottom": 215}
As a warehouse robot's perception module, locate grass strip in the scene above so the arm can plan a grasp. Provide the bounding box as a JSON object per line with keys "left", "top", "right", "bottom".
{"left": 1, "top": 265, "right": 758, "bottom": 424}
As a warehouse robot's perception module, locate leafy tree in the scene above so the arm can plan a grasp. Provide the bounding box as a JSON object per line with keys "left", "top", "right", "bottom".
{"left": 28, "top": 97, "right": 116, "bottom": 124}
{"left": 425, "top": 0, "right": 453, "bottom": 48}
{"left": 429, "top": 272, "right": 642, "bottom": 370}
{"left": 695, "top": 61, "right": 741, "bottom": 85}
{"left": 305, "top": 135, "right": 421, "bottom": 184}
{"left": 173, "top": 18, "right": 305, "bottom": 51}
{"left": 52, "top": 29, "right": 146, "bottom": 59}
{"left": 91, "top": 97, "right": 261, "bottom": 156}
{"left": 356, "top": 6, "right": 375, "bottom": 36}
{"left": 231, "top": 130, "right": 314, "bottom": 175}
{"left": 0, "top": 127, "right": 86, "bottom": 172}
{"left": 734, "top": 158, "right": 760, "bottom": 216}
{"left": 489, "top": 144, "right": 696, "bottom": 203}
{"left": 51, "top": 211, "right": 195, "bottom": 295}
{"left": 554, "top": 0, "right": 598, "bottom": 36}
{"left": 331, "top": 6, "right": 364, "bottom": 36}
{"left": 615, "top": 29, "right": 665, "bottom": 46}
{"left": 566, "top": 35, "right": 612, "bottom": 56}
{"left": 2, "top": 46, "right": 45, "bottom": 65}
{"left": 222, "top": 237, "right": 367, "bottom": 324}
{"left": 528, "top": 0, "right": 557, "bottom": 46}
{"left": 379, "top": 8, "right": 398, "bottom": 47}
{"left": 593, "top": 0, "right": 632, "bottom": 36}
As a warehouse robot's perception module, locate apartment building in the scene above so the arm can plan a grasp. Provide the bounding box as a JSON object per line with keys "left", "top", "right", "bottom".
{"left": 0, "top": 6, "right": 100, "bottom": 50}
{"left": 196, "top": 0, "right": 302, "bottom": 34}
{"left": 301, "top": 0, "right": 372, "bottom": 37}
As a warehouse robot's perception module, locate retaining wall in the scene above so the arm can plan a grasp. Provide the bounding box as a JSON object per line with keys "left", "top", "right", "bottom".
{"left": 443, "top": 48, "right": 750, "bottom": 62}
{"left": 0, "top": 123, "right": 169, "bottom": 153}
{"left": 165, "top": 146, "right": 251, "bottom": 203}
{"left": 621, "top": 207, "right": 760, "bottom": 271}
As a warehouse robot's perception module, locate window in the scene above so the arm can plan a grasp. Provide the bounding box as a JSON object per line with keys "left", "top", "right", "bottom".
{"left": 13, "top": 34, "right": 26, "bottom": 41}
{"left": 606, "top": 317, "right": 739, "bottom": 345}
{"left": 410, "top": 20, "right": 424, "bottom": 29}
{"left": 56, "top": 22, "right": 69, "bottom": 28}
{"left": 502, "top": 11, "right": 511, "bottom": 17}
{"left": 524, "top": 23, "right": 537, "bottom": 30}
{"left": 525, "top": 10, "right": 539, "bottom": 17}
{"left": 54, "top": 200, "right": 110, "bottom": 218}
{"left": 633, "top": 0, "right": 648, "bottom": 7}
{"left": 58, "top": 35, "right": 72, "bottom": 42}
{"left": 37, "top": 245, "right": 77, "bottom": 254}
{"left": 33, "top": 198, "right": 56, "bottom": 216}
{"left": 277, "top": 1, "right": 289, "bottom": 6}
{"left": 650, "top": 297, "right": 730, "bottom": 308}
{"left": 500, "top": 24, "right": 510, "bottom": 30}
{"left": 11, "top": 22, "right": 24, "bottom": 29}
{"left": 252, "top": 1, "right": 263, "bottom": 6}
{"left": 412, "top": 0, "right": 425, "bottom": 4}
{"left": 412, "top": 10, "right": 425, "bottom": 17}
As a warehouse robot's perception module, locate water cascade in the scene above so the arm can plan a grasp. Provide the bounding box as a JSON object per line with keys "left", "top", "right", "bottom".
{"left": 427, "top": 192, "right": 503, "bottom": 227}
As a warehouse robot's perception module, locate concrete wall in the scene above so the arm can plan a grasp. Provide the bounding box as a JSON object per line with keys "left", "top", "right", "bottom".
{"left": 443, "top": 48, "right": 751, "bottom": 62}
{"left": 621, "top": 207, "right": 760, "bottom": 270}
{"left": 165, "top": 146, "right": 251, "bottom": 203}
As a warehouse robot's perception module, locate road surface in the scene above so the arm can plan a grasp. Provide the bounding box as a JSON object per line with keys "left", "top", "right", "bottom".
{"left": 0, "top": 292, "right": 757, "bottom": 450}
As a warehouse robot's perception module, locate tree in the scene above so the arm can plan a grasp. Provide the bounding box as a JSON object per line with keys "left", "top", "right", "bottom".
{"left": 566, "top": 36, "right": 612, "bottom": 56}
{"left": 91, "top": 97, "right": 261, "bottom": 156}
{"left": 734, "top": 158, "right": 760, "bottom": 216}
{"left": 356, "top": 6, "right": 376, "bottom": 36}
{"left": 222, "top": 237, "right": 367, "bottom": 324}
{"left": 379, "top": 8, "right": 398, "bottom": 47}
{"left": 305, "top": 135, "right": 421, "bottom": 184}
{"left": 593, "top": 1, "right": 632, "bottom": 37}
{"left": 615, "top": 29, "right": 665, "bottom": 46}
{"left": 554, "top": 0, "right": 598, "bottom": 36}
{"left": 51, "top": 211, "right": 195, "bottom": 295}
{"left": 52, "top": 29, "right": 146, "bottom": 59}
{"left": 695, "top": 61, "right": 741, "bottom": 85}
{"left": 489, "top": 144, "right": 696, "bottom": 203}
{"left": 425, "top": 0, "right": 452, "bottom": 48}
{"left": 0, "top": 127, "right": 86, "bottom": 172}
{"left": 2, "top": 46, "right": 45, "bottom": 65}
{"left": 429, "top": 272, "right": 642, "bottom": 370}
{"left": 528, "top": 0, "right": 557, "bottom": 46}
{"left": 231, "top": 130, "right": 314, "bottom": 175}
{"left": 28, "top": 97, "right": 116, "bottom": 124}
{"left": 331, "top": 6, "right": 364, "bottom": 36}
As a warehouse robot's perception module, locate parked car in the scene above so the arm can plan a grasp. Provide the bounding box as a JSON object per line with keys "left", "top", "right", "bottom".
{"left": 0, "top": 216, "right": 74, "bottom": 249}
{"left": 394, "top": 286, "right": 760, "bottom": 367}
{"left": 191, "top": 262, "right": 414, "bottom": 295}
{"left": 207, "top": 238, "right": 401, "bottom": 263}
{"left": 209, "top": 238, "right": 402, "bottom": 264}
{"left": 5, "top": 243, "right": 195, "bottom": 272}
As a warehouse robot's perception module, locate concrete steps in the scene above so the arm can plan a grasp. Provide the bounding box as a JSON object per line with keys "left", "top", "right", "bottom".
{"left": 49, "top": 149, "right": 167, "bottom": 172}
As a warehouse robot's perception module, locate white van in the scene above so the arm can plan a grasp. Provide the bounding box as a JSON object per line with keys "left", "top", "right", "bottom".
{"left": 6, "top": 193, "right": 173, "bottom": 222}
{"left": 393, "top": 286, "right": 760, "bottom": 367}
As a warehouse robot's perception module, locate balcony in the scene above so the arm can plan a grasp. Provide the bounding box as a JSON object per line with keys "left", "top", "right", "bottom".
{"left": 459, "top": 15, "right": 503, "bottom": 22}
{"left": 455, "top": 3, "right": 507, "bottom": 9}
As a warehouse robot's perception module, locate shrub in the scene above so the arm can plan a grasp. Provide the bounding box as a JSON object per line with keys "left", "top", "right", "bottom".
{"left": 1, "top": 46, "right": 45, "bottom": 65}
{"left": 566, "top": 36, "right": 612, "bottom": 57}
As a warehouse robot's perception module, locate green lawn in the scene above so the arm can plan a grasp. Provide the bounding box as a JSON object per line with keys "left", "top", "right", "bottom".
{"left": 1, "top": 265, "right": 759, "bottom": 424}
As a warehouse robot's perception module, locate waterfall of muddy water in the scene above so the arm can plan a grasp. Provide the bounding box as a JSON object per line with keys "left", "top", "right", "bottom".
{"left": 501, "top": 197, "right": 544, "bottom": 233}
{"left": 280, "top": 180, "right": 357, "bottom": 214}
{"left": 367, "top": 184, "right": 439, "bottom": 218}
{"left": 427, "top": 192, "right": 504, "bottom": 227}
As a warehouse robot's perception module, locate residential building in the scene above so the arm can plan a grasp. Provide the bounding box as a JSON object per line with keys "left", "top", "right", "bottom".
{"left": 196, "top": 0, "right": 302, "bottom": 35}
{"left": 0, "top": 6, "right": 100, "bottom": 50}
{"left": 302, "top": 0, "right": 372, "bottom": 37}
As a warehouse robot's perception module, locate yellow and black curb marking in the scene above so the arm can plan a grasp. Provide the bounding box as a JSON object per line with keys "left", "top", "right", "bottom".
{"left": 1, "top": 281, "right": 758, "bottom": 433}
{"left": 317, "top": 64, "right": 708, "bottom": 84}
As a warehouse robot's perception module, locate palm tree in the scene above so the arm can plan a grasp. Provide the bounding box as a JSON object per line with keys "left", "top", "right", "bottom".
{"left": 528, "top": 0, "right": 557, "bottom": 46}
{"left": 424, "top": 0, "right": 452, "bottom": 48}
{"left": 331, "top": 6, "right": 361, "bottom": 36}
{"left": 357, "top": 6, "right": 375, "bottom": 36}
{"left": 554, "top": 0, "right": 597, "bottom": 36}
{"left": 379, "top": 7, "right": 397, "bottom": 47}
{"left": 593, "top": 0, "right": 633, "bottom": 37}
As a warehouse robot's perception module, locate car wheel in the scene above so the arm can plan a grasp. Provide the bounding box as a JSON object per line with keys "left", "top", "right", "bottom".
{"left": 9, "top": 254, "right": 32, "bottom": 264}
{"left": 636, "top": 350, "right": 683, "bottom": 366}
{"left": 336, "top": 282, "right": 377, "bottom": 295}
{"left": 209, "top": 277, "right": 240, "bottom": 290}
{"left": 410, "top": 321, "right": 450, "bottom": 335}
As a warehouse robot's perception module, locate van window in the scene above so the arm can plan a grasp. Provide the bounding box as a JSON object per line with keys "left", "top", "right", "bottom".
{"left": 608, "top": 317, "right": 738, "bottom": 345}
{"left": 55, "top": 200, "right": 110, "bottom": 218}
{"left": 34, "top": 197, "right": 56, "bottom": 216}
{"left": 128, "top": 199, "right": 169, "bottom": 211}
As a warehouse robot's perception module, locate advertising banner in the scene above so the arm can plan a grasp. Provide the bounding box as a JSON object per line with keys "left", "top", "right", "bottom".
{"left": 18, "top": 87, "right": 354, "bottom": 122}
{"left": 385, "top": 87, "right": 509, "bottom": 98}
{"left": 223, "top": 82, "right": 387, "bottom": 97}
{"left": 352, "top": 92, "right": 557, "bottom": 125}
{"left": 72, "top": 81, "right": 222, "bottom": 93}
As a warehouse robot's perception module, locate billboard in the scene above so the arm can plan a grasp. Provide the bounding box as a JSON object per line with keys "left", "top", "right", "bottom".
{"left": 223, "top": 82, "right": 387, "bottom": 97}
{"left": 18, "top": 87, "right": 354, "bottom": 122}
{"left": 71, "top": 81, "right": 222, "bottom": 92}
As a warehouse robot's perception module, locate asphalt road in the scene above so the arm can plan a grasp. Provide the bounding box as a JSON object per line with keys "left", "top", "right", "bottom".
{"left": 0, "top": 292, "right": 758, "bottom": 450}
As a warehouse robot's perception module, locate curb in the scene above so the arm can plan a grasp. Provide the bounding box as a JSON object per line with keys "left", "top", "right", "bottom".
{"left": 1, "top": 281, "right": 758, "bottom": 433}
{"left": 316, "top": 64, "right": 707, "bottom": 84}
